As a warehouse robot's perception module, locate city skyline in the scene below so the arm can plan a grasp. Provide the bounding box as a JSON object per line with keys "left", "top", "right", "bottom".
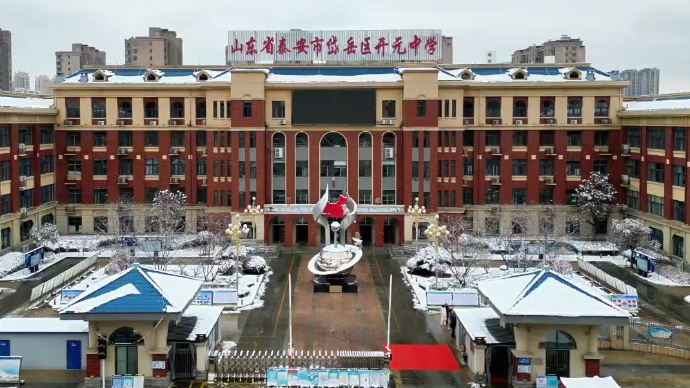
{"left": 1, "top": 0, "right": 688, "bottom": 93}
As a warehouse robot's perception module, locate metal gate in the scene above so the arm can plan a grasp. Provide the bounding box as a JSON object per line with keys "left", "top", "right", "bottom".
{"left": 170, "top": 343, "right": 196, "bottom": 380}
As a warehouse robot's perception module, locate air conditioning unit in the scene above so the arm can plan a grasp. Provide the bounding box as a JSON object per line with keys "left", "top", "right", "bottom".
{"left": 19, "top": 176, "right": 27, "bottom": 187}
{"left": 117, "top": 120, "right": 126, "bottom": 126}
{"left": 545, "top": 147, "right": 556, "bottom": 155}
{"left": 116, "top": 148, "right": 128, "bottom": 156}
{"left": 490, "top": 148, "right": 501, "bottom": 155}
{"left": 569, "top": 119, "right": 578, "bottom": 125}
{"left": 622, "top": 145, "right": 631, "bottom": 155}
{"left": 280, "top": 119, "right": 287, "bottom": 125}
{"left": 463, "top": 179, "right": 470, "bottom": 186}
{"left": 463, "top": 119, "right": 473, "bottom": 125}
{"left": 544, "top": 176, "right": 555, "bottom": 184}
{"left": 546, "top": 118, "right": 556, "bottom": 125}
{"left": 491, "top": 119, "right": 501, "bottom": 125}
{"left": 384, "top": 147, "right": 395, "bottom": 159}
{"left": 169, "top": 120, "right": 178, "bottom": 126}
{"left": 18, "top": 143, "right": 26, "bottom": 155}
{"left": 97, "top": 121, "right": 106, "bottom": 126}
{"left": 65, "top": 205, "right": 76, "bottom": 213}
{"left": 64, "top": 120, "right": 73, "bottom": 125}
{"left": 170, "top": 177, "right": 180, "bottom": 184}
{"left": 200, "top": 119, "right": 207, "bottom": 125}
{"left": 600, "top": 118, "right": 612, "bottom": 125}
{"left": 491, "top": 177, "right": 501, "bottom": 185}
{"left": 201, "top": 147, "right": 207, "bottom": 156}
{"left": 20, "top": 208, "right": 27, "bottom": 219}
{"left": 378, "top": 119, "right": 393, "bottom": 125}
{"left": 169, "top": 148, "right": 180, "bottom": 155}
{"left": 149, "top": 120, "right": 158, "bottom": 126}
{"left": 117, "top": 177, "right": 129, "bottom": 184}
{"left": 462, "top": 149, "right": 469, "bottom": 156}
{"left": 621, "top": 175, "right": 630, "bottom": 186}
{"left": 274, "top": 147, "right": 284, "bottom": 159}
{"left": 514, "top": 120, "right": 523, "bottom": 125}
{"left": 201, "top": 178, "right": 207, "bottom": 186}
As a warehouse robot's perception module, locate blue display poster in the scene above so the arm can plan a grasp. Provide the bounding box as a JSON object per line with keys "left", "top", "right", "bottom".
{"left": 277, "top": 369, "right": 288, "bottom": 386}
{"left": 61, "top": 289, "right": 85, "bottom": 304}
{"left": 349, "top": 370, "right": 360, "bottom": 386}
{"left": 546, "top": 375, "right": 559, "bottom": 388}
{"left": 329, "top": 370, "right": 339, "bottom": 387}
{"left": 359, "top": 370, "right": 370, "bottom": 387}
{"left": 212, "top": 290, "right": 238, "bottom": 305}
{"left": 297, "top": 369, "right": 310, "bottom": 386}
{"left": 338, "top": 370, "right": 349, "bottom": 386}
{"left": 111, "top": 377, "right": 123, "bottom": 388}
{"left": 318, "top": 370, "right": 328, "bottom": 386}
{"left": 370, "top": 370, "right": 381, "bottom": 387}
{"left": 308, "top": 370, "right": 318, "bottom": 386}
{"left": 287, "top": 369, "right": 298, "bottom": 386}
{"left": 122, "top": 376, "right": 134, "bottom": 388}
{"left": 193, "top": 290, "right": 213, "bottom": 305}
{"left": 266, "top": 369, "right": 278, "bottom": 386}
{"left": 380, "top": 370, "right": 390, "bottom": 387}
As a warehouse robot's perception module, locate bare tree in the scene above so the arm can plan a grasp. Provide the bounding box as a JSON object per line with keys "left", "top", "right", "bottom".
{"left": 572, "top": 172, "right": 617, "bottom": 235}
{"left": 609, "top": 218, "right": 661, "bottom": 268}
{"left": 439, "top": 214, "right": 490, "bottom": 288}
{"left": 144, "top": 190, "right": 187, "bottom": 270}
{"left": 194, "top": 210, "right": 232, "bottom": 282}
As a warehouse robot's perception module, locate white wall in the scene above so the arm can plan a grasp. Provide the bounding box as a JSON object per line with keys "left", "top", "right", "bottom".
{"left": 0, "top": 334, "right": 88, "bottom": 369}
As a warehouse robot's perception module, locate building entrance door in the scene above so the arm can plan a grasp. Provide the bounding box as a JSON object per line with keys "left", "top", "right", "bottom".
{"left": 66, "top": 340, "right": 82, "bottom": 370}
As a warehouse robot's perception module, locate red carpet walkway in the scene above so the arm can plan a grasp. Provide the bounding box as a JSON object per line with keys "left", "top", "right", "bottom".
{"left": 387, "top": 344, "right": 461, "bottom": 371}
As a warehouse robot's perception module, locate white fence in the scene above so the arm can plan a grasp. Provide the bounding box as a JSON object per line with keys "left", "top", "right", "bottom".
{"left": 29, "top": 252, "right": 99, "bottom": 302}
{"left": 577, "top": 258, "right": 637, "bottom": 296}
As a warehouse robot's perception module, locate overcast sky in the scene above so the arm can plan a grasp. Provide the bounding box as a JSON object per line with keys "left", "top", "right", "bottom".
{"left": 2, "top": 0, "right": 688, "bottom": 93}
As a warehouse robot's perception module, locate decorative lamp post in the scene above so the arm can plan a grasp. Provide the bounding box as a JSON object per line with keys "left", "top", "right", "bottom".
{"left": 407, "top": 197, "right": 426, "bottom": 253}
{"left": 226, "top": 218, "right": 250, "bottom": 288}
{"left": 424, "top": 214, "right": 450, "bottom": 288}
{"left": 244, "top": 197, "right": 263, "bottom": 241}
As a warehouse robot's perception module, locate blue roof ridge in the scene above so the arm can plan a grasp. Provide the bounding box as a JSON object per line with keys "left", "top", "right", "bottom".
{"left": 60, "top": 265, "right": 139, "bottom": 311}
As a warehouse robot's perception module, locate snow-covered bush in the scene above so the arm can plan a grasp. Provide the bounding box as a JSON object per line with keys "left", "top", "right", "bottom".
{"left": 406, "top": 246, "right": 450, "bottom": 276}
{"left": 223, "top": 245, "right": 253, "bottom": 260}
{"left": 545, "top": 256, "right": 573, "bottom": 276}
{"left": 218, "top": 259, "right": 238, "bottom": 275}
{"left": 104, "top": 249, "right": 136, "bottom": 275}
{"left": 30, "top": 223, "right": 59, "bottom": 250}
{"left": 610, "top": 218, "right": 661, "bottom": 256}
{"left": 0, "top": 252, "right": 25, "bottom": 278}
{"left": 243, "top": 256, "right": 267, "bottom": 275}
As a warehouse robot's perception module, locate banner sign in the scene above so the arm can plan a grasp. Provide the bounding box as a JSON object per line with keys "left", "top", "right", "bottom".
{"left": 60, "top": 289, "right": 85, "bottom": 304}
{"left": 0, "top": 356, "right": 22, "bottom": 382}
{"left": 427, "top": 290, "right": 480, "bottom": 307}
{"left": 25, "top": 246, "right": 45, "bottom": 268}
{"left": 228, "top": 30, "right": 442, "bottom": 64}
{"left": 267, "top": 368, "right": 390, "bottom": 387}
{"left": 212, "top": 290, "right": 238, "bottom": 305}
{"left": 426, "top": 291, "right": 453, "bottom": 307}
{"left": 609, "top": 295, "right": 639, "bottom": 312}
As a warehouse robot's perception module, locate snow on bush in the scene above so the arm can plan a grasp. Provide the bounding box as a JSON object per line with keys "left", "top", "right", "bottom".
{"left": 610, "top": 218, "right": 661, "bottom": 253}
{"left": 223, "top": 245, "right": 253, "bottom": 260}
{"left": 218, "top": 259, "right": 238, "bottom": 275}
{"left": 0, "top": 252, "right": 25, "bottom": 278}
{"left": 104, "top": 249, "right": 136, "bottom": 275}
{"left": 655, "top": 264, "right": 690, "bottom": 285}
{"left": 572, "top": 172, "right": 617, "bottom": 230}
{"left": 30, "top": 222, "right": 60, "bottom": 250}
{"left": 243, "top": 256, "right": 267, "bottom": 275}
{"left": 406, "top": 246, "right": 450, "bottom": 276}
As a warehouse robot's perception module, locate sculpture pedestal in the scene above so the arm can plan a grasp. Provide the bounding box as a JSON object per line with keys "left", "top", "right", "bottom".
{"left": 314, "top": 274, "right": 358, "bottom": 293}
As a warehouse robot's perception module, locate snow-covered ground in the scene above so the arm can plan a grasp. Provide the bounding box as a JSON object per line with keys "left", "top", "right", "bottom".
{"left": 57, "top": 234, "right": 212, "bottom": 258}
{"left": 0, "top": 251, "right": 94, "bottom": 281}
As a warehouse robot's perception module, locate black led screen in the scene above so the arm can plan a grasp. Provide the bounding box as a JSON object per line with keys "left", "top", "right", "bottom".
{"left": 292, "top": 89, "right": 376, "bottom": 125}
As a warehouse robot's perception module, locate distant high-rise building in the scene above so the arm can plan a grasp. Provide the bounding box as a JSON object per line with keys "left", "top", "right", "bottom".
{"left": 0, "top": 29, "right": 11, "bottom": 91}
{"left": 512, "top": 35, "right": 586, "bottom": 64}
{"left": 125, "top": 27, "right": 183, "bottom": 66}
{"left": 35, "top": 75, "right": 53, "bottom": 95}
{"left": 56, "top": 44, "right": 106, "bottom": 77}
{"left": 610, "top": 68, "right": 660, "bottom": 97}
{"left": 441, "top": 36, "right": 453, "bottom": 64}
{"left": 13, "top": 71, "right": 29, "bottom": 91}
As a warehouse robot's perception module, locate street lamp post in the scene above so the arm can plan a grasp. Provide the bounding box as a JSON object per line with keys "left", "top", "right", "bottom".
{"left": 244, "top": 197, "right": 263, "bottom": 242}
{"left": 226, "top": 217, "right": 250, "bottom": 289}
{"left": 424, "top": 214, "right": 450, "bottom": 289}
{"left": 407, "top": 197, "right": 426, "bottom": 253}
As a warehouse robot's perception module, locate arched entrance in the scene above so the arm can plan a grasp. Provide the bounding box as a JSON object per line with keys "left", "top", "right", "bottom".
{"left": 294, "top": 217, "right": 309, "bottom": 245}
{"left": 108, "top": 327, "right": 143, "bottom": 375}
{"left": 383, "top": 218, "right": 399, "bottom": 245}
{"left": 269, "top": 217, "right": 285, "bottom": 244}
{"left": 41, "top": 213, "right": 54, "bottom": 225}
{"left": 359, "top": 217, "right": 374, "bottom": 246}
{"left": 20, "top": 220, "right": 33, "bottom": 242}
{"left": 540, "top": 330, "right": 577, "bottom": 378}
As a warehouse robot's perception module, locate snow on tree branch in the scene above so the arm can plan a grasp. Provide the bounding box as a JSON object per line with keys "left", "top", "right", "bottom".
{"left": 30, "top": 222, "right": 59, "bottom": 250}
{"left": 573, "top": 172, "right": 617, "bottom": 228}
{"left": 145, "top": 190, "right": 188, "bottom": 270}
{"left": 610, "top": 218, "right": 661, "bottom": 267}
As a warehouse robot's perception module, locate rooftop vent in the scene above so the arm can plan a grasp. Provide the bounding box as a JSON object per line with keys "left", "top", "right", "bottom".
{"left": 585, "top": 71, "right": 595, "bottom": 81}
{"left": 79, "top": 73, "right": 89, "bottom": 83}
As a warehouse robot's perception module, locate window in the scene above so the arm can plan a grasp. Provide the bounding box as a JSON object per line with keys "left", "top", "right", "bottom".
{"left": 382, "top": 190, "right": 395, "bottom": 205}
{"left": 119, "top": 188, "right": 134, "bottom": 202}
{"left": 566, "top": 131, "right": 581, "bottom": 146}
{"left": 93, "top": 131, "right": 107, "bottom": 147}
{"left": 243, "top": 101, "right": 252, "bottom": 118}
{"left": 566, "top": 160, "right": 580, "bottom": 176}
{"left": 145, "top": 132, "right": 159, "bottom": 147}
{"left": 463, "top": 189, "right": 474, "bottom": 205}
{"left": 145, "top": 101, "right": 158, "bottom": 118}
{"left": 512, "top": 189, "right": 527, "bottom": 205}
{"left": 627, "top": 190, "right": 639, "bottom": 209}
{"left": 540, "top": 100, "right": 554, "bottom": 117}
{"left": 359, "top": 190, "right": 372, "bottom": 204}
{"left": 41, "top": 156, "right": 54, "bottom": 174}
{"left": 451, "top": 100, "right": 457, "bottom": 117}
{"left": 594, "top": 100, "right": 609, "bottom": 117}
{"left": 0, "top": 127, "right": 8, "bottom": 147}
{"left": 627, "top": 159, "right": 640, "bottom": 178}
{"left": 567, "top": 99, "right": 582, "bottom": 117}
{"left": 485, "top": 188, "right": 500, "bottom": 204}
{"left": 594, "top": 159, "right": 608, "bottom": 175}
{"left": 239, "top": 161, "right": 246, "bottom": 178}
{"left": 296, "top": 133, "right": 309, "bottom": 147}
{"left": 539, "top": 131, "right": 554, "bottom": 146}
{"left": 41, "top": 184, "right": 54, "bottom": 203}
{"left": 196, "top": 188, "right": 207, "bottom": 205}
{"left": 119, "top": 159, "right": 133, "bottom": 175}
{"left": 411, "top": 161, "right": 419, "bottom": 179}
{"left": 381, "top": 100, "right": 396, "bottom": 118}
{"left": 197, "top": 159, "right": 207, "bottom": 175}
{"left": 674, "top": 235, "right": 685, "bottom": 259}
{"left": 383, "top": 165, "right": 395, "bottom": 177}
{"left": 118, "top": 100, "right": 132, "bottom": 118}
{"left": 486, "top": 159, "right": 500, "bottom": 176}
{"left": 171, "top": 132, "right": 184, "bottom": 147}
{"left": 295, "top": 160, "right": 309, "bottom": 177}
{"left": 320, "top": 160, "right": 347, "bottom": 177}
{"left": 171, "top": 159, "right": 185, "bottom": 175}
{"left": 674, "top": 200, "right": 685, "bottom": 222}
{"left": 674, "top": 129, "right": 686, "bottom": 151}
{"left": 674, "top": 165, "right": 686, "bottom": 187}
{"left": 273, "top": 190, "right": 286, "bottom": 204}
{"left": 541, "top": 331, "right": 577, "bottom": 378}
{"left": 273, "top": 162, "right": 285, "bottom": 177}
{"left": 115, "top": 346, "right": 138, "bottom": 375}
{"left": 1, "top": 228, "right": 9, "bottom": 249}
{"left": 359, "top": 160, "right": 372, "bottom": 177}
{"left": 358, "top": 133, "right": 372, "bottom": 147}
{"left": 648, "top": 162, "right": 665, "bottom": 183}
{"left": 485, "top": 216, "right": 500, "bottom": 234}
{"left": 594, "top": 131, "right": 609, "bottom": 146}
{"left": 567, "top": 218, "right": 581, "bottom": 235}
{"left": 67, "top": 188, "right": 81, "bottom": 204}
{"left": 463, "top": 159, "right": 473, "bottom": 176}
{"left": 94, "top": 189, "right": 108, "bottom": 204}
{"left": 196, "top": 131, "right": 206, "bottom": 146}
{"left": 539, "top": 188, "right": 554, "bottom": 204}
{"left": 92, "top": 101, "right": 106, "bottom": 118}
{"left": 196, "top": 101, "right": 206, "bottom": 118}
{"left": 649, "top": 129, "right": 665, "bottom": 149}
{"left": 649, "top": 195, "right": 664, "bottom": 216}
{"left": 18, "top": 126, "right": 32, "bottom": 145}
{"left": 650, "top": 227, "right": 663, "bottom": 249}
{"left": 512, "top": 159, "right": 527, "bottom": 176}
{"left": 296, "top": 190, "right": 309, "bottom": 204}
{"left": 94, "top": 216, "right": 108, "bottom": 233}
{"left": 19, "top": 158, "right": 32, "bottom": 176}
{"left": 412, "top": 132, "right": 419, "bottom": 148}
{"left": 219, "top": 101, "right": 225, "bottom": 118}
{"left": 0, "top": 195, "right": 8, "bottom": 215}
{"left": 250, "top": 161, "right": 257, "bottom": 178}
{"left": 0, "top": 161, "right": 9, "bottom": 181}
{"left": 119, "top": 132, "right": 133, "bottom": 147}
{"left": 40, "top": 126, "right": 53, "bottom": 144}
{"left": 463, "top": 99, "right": 474, "bottom": 118}
{"left": 416, "top": 101, "right": 426, "bottom": 117}
{"left": 513, "top": 100, "right": 527, "bottom": 117}
{"left": 66, "top": 216, "right": 82, "bottom": 234}
{"left": 171, "top": 101, "right": 184, "bottom": 118}
{"left": 67, "top": 101, "right": 80, "bottom": 118}
{"left": 628, "top": 128, "right": 641, "bottom": 147}
{"left": 423, "top": 131, "right": 430, "bottom": 148}
{"left": 512, "top": 131, "right": 527, "bottom": 146}
{"left": 271, "top": 101, "right": 286, "bottom": 118}
{"left": 486, "top": 131, "right": 500, "bottom": 146}
{"left": 67, "top": 131, "right": 81, "bottom": 147}
{"left": 486, "top": 100, "right": 501, "bottom": 118}
{"left": 145, "top": 159, "right": 159, "bottom": 175}
{"left": 539, "top": 159, "right": 554, "bottom": 176}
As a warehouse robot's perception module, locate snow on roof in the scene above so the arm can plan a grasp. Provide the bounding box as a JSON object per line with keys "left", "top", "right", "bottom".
{"left": 439, "top": 66, "right": 611, "bottom": 83}
{"left": 477, "top": 268, "right": 630, "bottom": 320}
{"left": 168, "top": 305, "right": 224, "bottom": 342}
{"left": 0, "top": 318, "right": 88, "bottom": 333}
{"left": 454, "top": 307, "right": 514, "bottom": 345}
{"left": 267, "top": 67, "right": 401, "bottom": 83}
{"left": 62, "top": 283, "right": 141, "bottom": 313}
{"left": 561, "top": 376, "right": 621, "bottom": 388}
{"left": 62, "top": 69, "right": 233, "bottom": 84}
{"left": 623, "top": 97, "right": 690, "bottom": 112}
{"left": 0, "top": 96, "right": 54, "bottom": 109}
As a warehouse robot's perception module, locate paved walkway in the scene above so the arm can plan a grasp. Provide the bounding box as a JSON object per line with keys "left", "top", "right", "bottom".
{"left": 601, "top": 350, "right": 690, "bottom": 388}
